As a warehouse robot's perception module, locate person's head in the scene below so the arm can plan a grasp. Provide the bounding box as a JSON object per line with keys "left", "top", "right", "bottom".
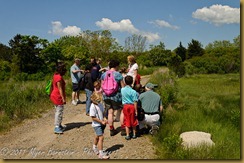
{"left": 145, "top": 83, "right": 155, "bottom": 91}
{"left": 56, "top": 62, "right": 67, "bottom": 76}
{"left": 97, "top": 58, "right": 102, "bottom": 65}
{"left": 120, "top": 67, "right": 127, "bottom": 74}
{"left": 90, "top": 92, "right": 103, "bottom": 105}
{"left": 109, "top": 60, "right": 120, "bottom": 70}
{"left": 127, "top": 55, "right": 136, "bottom": 64}
{"left": 94, "top": 80, "right": 101, "bottom": 89}
{"left": 134, "top": 84, "right": 142, "bottom": 93}
{"left": 90, "top": 57, "right": 97, "bottom": 66}
{"left": 124, "top": 75, "right": 133, "bottom": 86}
{"left": 74, "top": 58, "right": 81, "bottom": 65}
{"left": 85, "top": 64, "right": 93, "bottom": 72}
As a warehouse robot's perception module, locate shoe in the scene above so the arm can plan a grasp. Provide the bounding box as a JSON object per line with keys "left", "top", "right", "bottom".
{"left": 76, "top": 99, "right": 81, "bottom": 104}
{"left": 59, "top": 125, "right": 66, "bottom": 131}
{"left": 132, "top": 135, "right": 137, "bottom": 139}
{"left": 98, "top": 153, "right": 110, "bottom": 159}
{"left": 93, "top": 147, "right": 99, "bottom": 155}
{"left": 54, "top": 127, "right": 63, "bottom": 134}
{"left": 86, "top": 113, "right": 90, "bottom": 116}
{"left": 72, "top": 100, "right": 77, "bottom": 106}
{"left": 120, "top": 129, "right": 126, "bottom": 136}
{"left": 110, "top": 129, "right": 117, "bottom": 136}
{"left": 125, "top": 135, "right": 131, "bottom": 140}
{"left": 149, "top": 125, "right": 159, "bottom": 135}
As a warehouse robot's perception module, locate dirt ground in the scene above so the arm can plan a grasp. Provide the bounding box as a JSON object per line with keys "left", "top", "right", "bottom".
{"left": 0, "top": 75, "right": 157, "bottom": 159}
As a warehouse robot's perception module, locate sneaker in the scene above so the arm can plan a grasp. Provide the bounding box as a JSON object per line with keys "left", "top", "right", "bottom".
{"left": 120, "top": 129, "right": 126, "bottom": 136}
{"left": 132, "top": 135, "right": 137, "bottom": 139}
{"left": 125, "top": 135, "right": 131, "bottom": 140}
{"left": 93, "top": 148, "right": 99, "bottom": 155}
{"left": 149, "top": 125, "right": 159, "bottom": 135}
{"left": 110, "top": 129, "right": 117, "bottom": 136}
{"left": 76, "top": 99, "right": 81, "bottom": 104}
{"left": 72, "top": 100, "right": 77, "bottom": 106}
{"left": 59, "top": 125, "right": 66, "bottom": 131}
{"left": 54, "top": 127, "right": 63, "bottom": 134}
{"left": 98, "top": 153, "right": 110, "bottom": 159}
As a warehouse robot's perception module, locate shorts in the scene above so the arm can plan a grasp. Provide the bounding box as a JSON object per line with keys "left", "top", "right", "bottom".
{"left": 93, "top": 126, "right": 104, "bottom": 136}
{"left": 72, "top": 83, "right": 79, "bottom": 92}
{"left": 123, "top": 104, "right": 138, "bottom": 127}
{"left": 104, "top": 99, "right": 122, "bottom": 111}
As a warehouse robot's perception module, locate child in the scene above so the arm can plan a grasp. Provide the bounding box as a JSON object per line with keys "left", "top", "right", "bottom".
{"left": 50, "top": 62, "right": 67, "bottom": 134}
{"left": 94, "top": 80, "right": 102, "bottom": 93}
{"left": 121, "top": 75, "right": 138, "bottom": 140}
{"left": 89, "top": 92, "right": 110, "bottom": 159}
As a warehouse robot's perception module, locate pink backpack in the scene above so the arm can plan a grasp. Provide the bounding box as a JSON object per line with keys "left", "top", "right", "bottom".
{"left": 102, "top": 70, "right": 119, "bottom": 96}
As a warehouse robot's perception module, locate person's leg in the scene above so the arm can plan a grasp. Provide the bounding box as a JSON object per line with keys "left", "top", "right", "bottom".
{"left": 120, "top": 109, "right": 126, "bottom": 136}
{"left": 108, "top": 108, "right": 114, "bottom": 130}
{"left": 93, "top": 135, "right": 99, "bottom": 155}
{"left": 85, "top": 89, "right": 92, "bottom": 115}
{"left": 54, "top": 105, "right": 64, "bottom": 133}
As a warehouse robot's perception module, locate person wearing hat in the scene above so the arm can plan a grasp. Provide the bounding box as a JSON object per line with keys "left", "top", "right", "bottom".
{"left": 70, "top": 58, "right": 84, "bottom": 106}
{"left": 138, "top": 82, "right": 163, "bottom": 135}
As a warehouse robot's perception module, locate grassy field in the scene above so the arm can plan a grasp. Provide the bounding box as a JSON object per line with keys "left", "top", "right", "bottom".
{"left": 151, "top": 73, "right": 240, "bottom": 159}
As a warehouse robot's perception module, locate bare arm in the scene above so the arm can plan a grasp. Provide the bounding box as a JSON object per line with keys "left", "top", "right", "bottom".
{"left": 57, "top": 81, "right": 66, "bottom": 104}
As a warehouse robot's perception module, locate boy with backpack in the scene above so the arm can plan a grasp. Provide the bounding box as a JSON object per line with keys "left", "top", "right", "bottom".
{"left": 100, "top": 60, "right": 125, "bottom": 136}
{"left": 121, "top": 75, "right": 138, "bottom": 140}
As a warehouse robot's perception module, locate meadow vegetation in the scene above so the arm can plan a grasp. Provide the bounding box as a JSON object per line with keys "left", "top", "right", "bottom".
{"left": 150, "top": 72, "right": 240, "bottom": 159}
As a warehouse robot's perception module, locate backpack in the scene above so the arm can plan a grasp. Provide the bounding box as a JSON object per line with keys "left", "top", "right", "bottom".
{"left": 79, "top": 73, "right": 87, "bottom": 90}
{"left": 45, "top": 80, "right": 53, "bottom": 96}
{"left": 102, "top": 70, "right": 119, "bottom": 96}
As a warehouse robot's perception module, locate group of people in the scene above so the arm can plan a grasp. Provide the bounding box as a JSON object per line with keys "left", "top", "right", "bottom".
{"left": 49, "top": 55, "right": 163, "bottom": 159}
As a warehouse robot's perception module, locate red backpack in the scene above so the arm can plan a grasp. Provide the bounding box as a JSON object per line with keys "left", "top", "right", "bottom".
{"left": 102, "top": 70, "right": 119, "bottom": 96}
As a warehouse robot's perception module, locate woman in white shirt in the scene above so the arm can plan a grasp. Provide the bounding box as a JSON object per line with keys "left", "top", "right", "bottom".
{"left": 127, "top": 55, "right": 139, "bottom": 87}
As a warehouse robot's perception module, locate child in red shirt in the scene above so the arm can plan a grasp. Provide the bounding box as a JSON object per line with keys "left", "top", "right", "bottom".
{"left": 50, "top": 62, "right": 67, "bottom": 134}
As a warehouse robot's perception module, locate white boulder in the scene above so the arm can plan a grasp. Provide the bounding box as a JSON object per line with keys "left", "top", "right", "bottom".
{"left": 180, "top": 131, "right": 215, "bottom": 149}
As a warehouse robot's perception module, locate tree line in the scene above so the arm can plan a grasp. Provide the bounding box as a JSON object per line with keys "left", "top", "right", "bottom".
{"left": 0, "top": 30, "right": 240, "bottom": 81}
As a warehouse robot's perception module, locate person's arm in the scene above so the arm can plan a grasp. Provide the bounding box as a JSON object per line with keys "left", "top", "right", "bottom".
{"left": 57, "top": 81, "right": 66, "bottom": 104}
{"left": 91, "top": 116, "right": 104, "bottom": 124}
{"left": 134, "top": 101, "right": 138, "bottom": 116}
{"left": 159, "top": 99, "right": 163, "bottom": 113}
{"left": 132, "top": 69, "right": 138, "bottom": 86}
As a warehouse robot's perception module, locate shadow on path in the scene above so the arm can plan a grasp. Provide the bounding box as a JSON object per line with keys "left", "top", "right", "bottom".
{"left": 105, "top": 144, "right": 124, "bottom": 154}
{"left": 64, "top": 122, "right": 91, "bottom": 131}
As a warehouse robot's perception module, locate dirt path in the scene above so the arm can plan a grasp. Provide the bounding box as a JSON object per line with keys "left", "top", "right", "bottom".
{"left": 0, "top": 75, "right": 156, "bottom": 159}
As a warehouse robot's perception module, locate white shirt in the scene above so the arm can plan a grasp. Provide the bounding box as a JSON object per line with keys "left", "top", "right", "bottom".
{"left": 89, "top": 103, "right": 105, "bottom": 127}
{"left": 127, "top": 63, "right": 138, "bottom": 78}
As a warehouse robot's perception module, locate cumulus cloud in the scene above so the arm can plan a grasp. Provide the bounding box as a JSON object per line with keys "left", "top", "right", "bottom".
{"left": 192, "top": 4, "right": 240, "bottom": 26}
{"left": 150, "top": 20, "right": 180, "bottom": 30}
{"left": 48, "top": 21, "right": 81, "bottom": 36}
{"left": 96, "top": 18, "right": 160, "bottom": 42}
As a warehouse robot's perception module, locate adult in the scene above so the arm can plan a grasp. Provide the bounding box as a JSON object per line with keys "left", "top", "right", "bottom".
{"left": 91, "top": 57, "right": 101, "bottom": 82}
{"left": 100, "top": 60, "right": 125, "bottom": 136}
{"left": 50, "top": 62, "right": 67, "bottom": 134}
{"left": 70, "top": 58, "right": 83, "bottom": 106}
{"left": 127, "top": 55, "right": 140, "bottom": 87}
{"left": 138, "top": 83, "right": 163, "bottom": 135}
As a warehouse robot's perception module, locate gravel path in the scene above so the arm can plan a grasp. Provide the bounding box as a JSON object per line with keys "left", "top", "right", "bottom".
{"left": 0, "top": 75, "right": 156, "bottom": 159}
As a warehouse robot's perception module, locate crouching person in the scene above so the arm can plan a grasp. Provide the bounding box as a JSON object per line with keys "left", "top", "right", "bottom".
{"left": 138, "top": 83, "right": 163, "bottom": 135}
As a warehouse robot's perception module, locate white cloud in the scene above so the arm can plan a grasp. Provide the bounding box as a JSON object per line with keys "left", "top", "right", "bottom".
{"left": 48, "top": 21, "right": 81, "bottom": 36}
{"left": 150, "top": 20, "right": 180, "bottom": 30}
{"left": 192, "top": 4, "right": 240, "bottom": 26}
{"left": 96, "top": 18, "right": 160, "bottom": 43}
{"left": 96, "top": 18, "right": 139, "bottom": 33}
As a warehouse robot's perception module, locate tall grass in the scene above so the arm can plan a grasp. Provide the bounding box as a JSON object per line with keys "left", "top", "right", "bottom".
{"left": 151, "top": 73, "right": 240, "bottom": 159}
{"left": 0, "top": 76, "right": 73, "bottom": 133}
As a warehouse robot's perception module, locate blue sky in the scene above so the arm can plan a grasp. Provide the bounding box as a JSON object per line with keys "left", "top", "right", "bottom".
{"left": 0, "top": 0, "right": 240, "bottom": 50}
